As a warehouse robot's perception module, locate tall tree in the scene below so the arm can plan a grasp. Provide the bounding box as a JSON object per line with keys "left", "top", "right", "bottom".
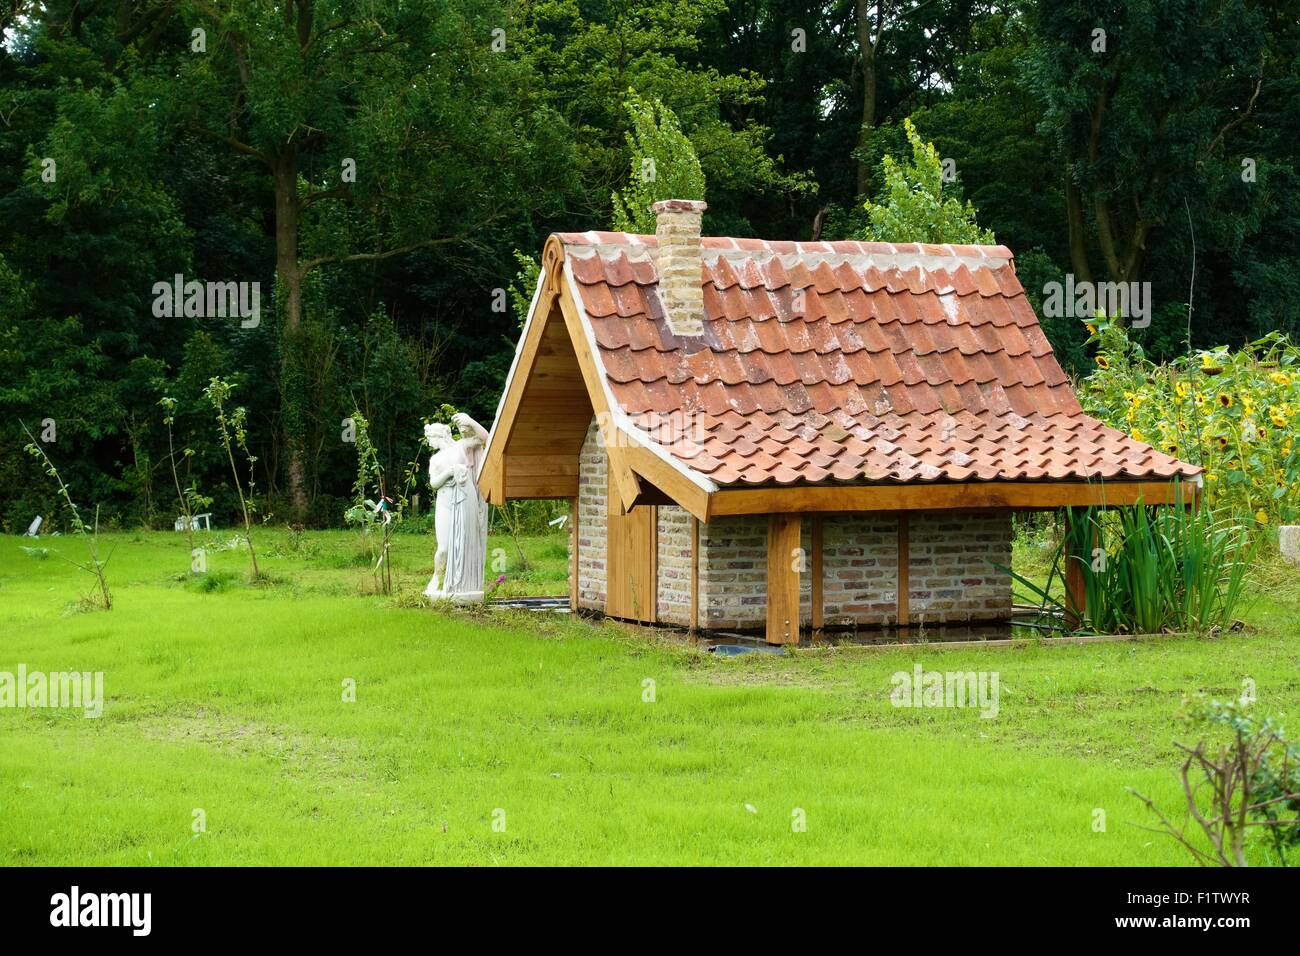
{"left": 1028, "top": 0, "right": 1274, "bottom": 288}
{"left": 146, "top": 0, "right": 575, "bottom": 514}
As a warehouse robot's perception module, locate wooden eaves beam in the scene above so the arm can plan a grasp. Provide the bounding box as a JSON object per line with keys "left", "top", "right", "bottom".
{"left": 623, "top": 445, "right": 710, "bottom": 522}
{"left": 706, "top": 479, "right": 1198, "bottom": 517}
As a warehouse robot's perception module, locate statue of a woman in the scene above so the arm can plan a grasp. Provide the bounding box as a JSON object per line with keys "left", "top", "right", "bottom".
{"left": 423, "top": 413, "right": 490, "bottom": 601}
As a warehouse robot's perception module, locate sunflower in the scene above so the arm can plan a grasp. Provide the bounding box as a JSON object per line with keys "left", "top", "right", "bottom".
{"left": 1085, "top": 322, "right": 1098, "bottom": 335}
{"left": 1175, "top": 381, "right": 1190, "bottom": 399}
{"left": 1163, "top": 442, "right": 1178, "bottom": 454}
{"left": 1194, "top": 392, "right": 1206, "bottom": 408}
{"left": 1217, "top": 393, "right": 1233, "bottom": 408}
{"left": 1131, "top": 428, "right": 1146, "bottom": 443}
{"left": 1095, "top": 355, "right": 1110, "bottom": 370}
{"left": 1258, "top": 426, "right": 1268, "bottom": 440}
{"left": 1256, "top": 509, "right": 1269, "bottom": 525}
{"left": 1205, "top": 472, "right": 1218, "bottom": 482}
{"left": 1284, "top": 445, "right": 1293, "bottom": 458}
{"left": 1271, "top": 372, "right": 1292, "bottom": 387}
{"left": 1199, "top": 352, "right": 1215, "bottom": 369}
{"left": 1214, "top": 435, "right": 1230, "bottom": 449}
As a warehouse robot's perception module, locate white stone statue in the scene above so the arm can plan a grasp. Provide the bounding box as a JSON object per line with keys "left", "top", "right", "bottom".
{"left": 423, "top": 412, "right": 490, "bottom": 601}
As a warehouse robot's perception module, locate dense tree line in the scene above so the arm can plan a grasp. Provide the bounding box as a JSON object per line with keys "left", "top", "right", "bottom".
{"left": 2, "top": 0, "right": 1296, "bottom": 530}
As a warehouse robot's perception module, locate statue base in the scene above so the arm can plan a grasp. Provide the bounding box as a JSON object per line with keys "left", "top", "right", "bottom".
{"left": 423, "top": 584, "right": 484, "bottom": 604}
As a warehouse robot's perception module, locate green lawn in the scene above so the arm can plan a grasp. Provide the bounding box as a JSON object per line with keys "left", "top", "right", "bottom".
{"left": 1, "top": 527, "right": 1297, "bottom": 865}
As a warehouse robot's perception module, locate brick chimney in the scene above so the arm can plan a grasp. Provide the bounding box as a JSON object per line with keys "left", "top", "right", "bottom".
{"left": 652, "top": 199, "right": 707, "bottom": 336}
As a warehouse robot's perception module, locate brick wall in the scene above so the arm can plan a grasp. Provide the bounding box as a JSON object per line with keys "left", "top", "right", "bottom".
{"left": 907, "top": 511, "right": 1013, "bottom": 624}
{"left": 575, "top": 419, "right": 607, "bottom": 611}
{"left": 821, "top": 514, "right": 900, "bottom": 628}
{"left": 656, "top": 506, "right": 693, "bottom": 625}
{"left": 573, "top": 416, "right": 1013, "bottom": 630}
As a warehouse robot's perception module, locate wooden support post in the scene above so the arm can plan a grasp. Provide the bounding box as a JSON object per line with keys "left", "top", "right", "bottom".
{"left": 569, "top": 496, "right": 579, "bottom": 611}
{"left": 766, "top": 514, "right": 801, "bottom": 645}
{"left": 689, "top": 515, "right": 700, "bottom": 638}
{"left": 1063, "top": 510, "right": 1087, "bottom": 629}
{"left": 810, "top": 516, "right": 824, "bottom": 643}
{"left": 896, "top": 512, "right": 910, "bottom": 631}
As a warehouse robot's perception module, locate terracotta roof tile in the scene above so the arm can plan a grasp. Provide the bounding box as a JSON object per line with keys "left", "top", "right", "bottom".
{"left": 561, "top": 233, "right": 1201, "bottom": 487}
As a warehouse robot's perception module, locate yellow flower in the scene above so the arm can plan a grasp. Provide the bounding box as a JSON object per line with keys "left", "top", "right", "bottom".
{"left": 1214, "top": 435, "right": 1230, "bottom": 449}
{"left": 1271, "top": 372, "right": 1292, "bottom": 386}
{"left": 1095, "top": 355, "right": 1110, "bottom": 370}
{"left": 1175, "top": 381, "right": 1189, "bottom": 398}
{"left": 1131, "top": 428, "right": 1146, "bottom": 443}
{"left": 1194, "top": 392, "right": 1206, "bottom": 408}
{"left": 1243, "top": 395, "right": 1255, "bottom": 414}
{"left": 1255, "top": 509, "right": 1269, "bottom": 525}
{"left": 1164, "top": 442, "right": 1178, "bottom": 454}
{"left": 1217, "top": 393, "right": 1233, "bottom": 408}
{"left": 1257, "top": 426, "right": 1268, "bottom": 440}
{"left": 1086, "top": 322, "right": 1098, "bottom": 335}
{"left": 1283, "top": 445, "right": 1293, "bottom": 457}
{"left": 1205, "top": 472, "right": 1218, "bottom": 482}
{"left": 1200, "top": 352, "right": 1215, "bottom": 369}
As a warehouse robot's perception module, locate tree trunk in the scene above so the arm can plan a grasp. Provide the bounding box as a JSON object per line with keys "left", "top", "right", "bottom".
{"left": 1065, "top": 178, "right": 1094, "bottom": 285}
{"left": 855, "top": 0, "right": 878, "bottom": 197}
{"left": 272, "top": 150, "right": 309, "bottom": 518}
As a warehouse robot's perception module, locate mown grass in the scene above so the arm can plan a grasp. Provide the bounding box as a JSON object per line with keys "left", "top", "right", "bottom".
{"left": 1, "top": 528, "right": 1297, "bottom": 865}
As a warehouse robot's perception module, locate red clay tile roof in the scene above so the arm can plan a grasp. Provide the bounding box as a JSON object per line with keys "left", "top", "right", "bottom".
{"left": 557, "top": 231, "right": 1202, "bottom": 488}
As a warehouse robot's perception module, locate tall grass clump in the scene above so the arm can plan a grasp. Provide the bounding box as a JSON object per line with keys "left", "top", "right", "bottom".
{"left": 1013, "top": 486, "right": 1254, "bottom": 634}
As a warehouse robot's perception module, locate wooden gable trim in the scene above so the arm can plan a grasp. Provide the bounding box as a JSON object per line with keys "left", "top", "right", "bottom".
{"left": 477, "top": 269, "right": 559, "bottom": 506}
{"left": 707, "top": 479, "right": 1198, "bottom": 517}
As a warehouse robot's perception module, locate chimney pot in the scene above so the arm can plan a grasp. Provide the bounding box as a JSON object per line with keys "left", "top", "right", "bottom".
{"left": 652, "top": 199, "right": 707, "bottom": 336}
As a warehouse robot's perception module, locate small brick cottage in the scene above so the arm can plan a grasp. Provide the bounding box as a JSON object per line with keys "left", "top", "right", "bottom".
{"left": 476, "top": 200, "right": 1201, "bottom": 644}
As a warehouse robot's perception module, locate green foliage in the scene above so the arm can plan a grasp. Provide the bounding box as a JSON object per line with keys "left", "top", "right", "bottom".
{"left": 342, "top": 410, "right": 398, "bottom": 594}
{"left": 509, "top": 250, "right": 541, "bottom": 329}
{"left": 859, "top": 119, "right": 995, "bottom": 245}
{"left": 20, "top": 422, "right": 113, "bottom": 610}
{"left": 610, "top": 93, "right": 706, "bottom": 234}
{"left": 1081, "top": 319, "right": 1300, "bottom": 524}
{"left": 203, "top": 377, "right": 260, "bottom": 580}
{"left": 158, "top": 394, "right": 213, "bottom": 567}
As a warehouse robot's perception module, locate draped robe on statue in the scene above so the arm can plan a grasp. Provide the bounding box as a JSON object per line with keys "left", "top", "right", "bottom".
{"left": 423, "top": 416, "right": 489, "bottom": 601}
